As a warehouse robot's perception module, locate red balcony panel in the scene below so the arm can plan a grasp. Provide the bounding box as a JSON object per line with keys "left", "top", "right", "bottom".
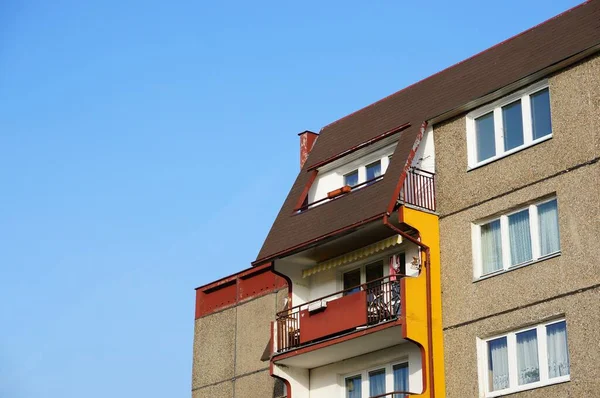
{"left": 299, "top": 291, "right": 368, "bottom": 344}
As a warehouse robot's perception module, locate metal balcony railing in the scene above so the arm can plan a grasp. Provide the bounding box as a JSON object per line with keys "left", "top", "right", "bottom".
{"left": 399, "top": 168, "right": 435, "bottom": 212}
{"left": 369, "top": 391, "right": 413, "bottom": 398}
{"left": 274, "top": 275, "right": 404, "bottom": 353}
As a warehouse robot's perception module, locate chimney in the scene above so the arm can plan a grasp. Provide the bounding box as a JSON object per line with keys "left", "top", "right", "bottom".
{"left": 298, "top": 130, "right": 319, "bottom": 168}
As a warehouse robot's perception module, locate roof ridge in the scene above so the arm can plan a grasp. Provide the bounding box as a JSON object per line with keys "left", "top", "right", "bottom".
{"left": 320, "top": 0, "right": 592, "bottom": 132}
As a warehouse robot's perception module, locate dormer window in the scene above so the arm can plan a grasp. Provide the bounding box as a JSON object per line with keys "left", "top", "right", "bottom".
{"left": 305, "top": 143, "right": 395, "bottom": 208}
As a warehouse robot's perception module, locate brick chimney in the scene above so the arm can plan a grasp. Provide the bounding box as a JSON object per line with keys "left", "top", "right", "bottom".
{"left": 298, "top": 130, "right": 319, "bottom": 168}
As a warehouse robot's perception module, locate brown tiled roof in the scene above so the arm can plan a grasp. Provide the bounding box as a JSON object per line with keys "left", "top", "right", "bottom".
{"left": 255, "top": 0, "right": 600, "bottom": 264}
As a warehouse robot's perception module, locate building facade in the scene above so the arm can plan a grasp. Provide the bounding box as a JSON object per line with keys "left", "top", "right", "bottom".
{"left": 191, "top": 1, "right": 600, "bottom": 397}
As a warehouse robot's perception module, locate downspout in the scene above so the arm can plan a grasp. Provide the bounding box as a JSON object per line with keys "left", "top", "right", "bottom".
{"left": 382, "top": 120, "right": 435, "bottom": 398}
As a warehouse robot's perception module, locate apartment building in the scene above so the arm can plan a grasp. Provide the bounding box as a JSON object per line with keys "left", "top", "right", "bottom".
{"left": 191, "top": 1, "right": 600, "bottom": 397}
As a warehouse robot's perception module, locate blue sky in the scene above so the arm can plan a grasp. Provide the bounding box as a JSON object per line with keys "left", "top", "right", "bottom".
{"left": 0, "top": 1, "right": 581, "bottom": 397}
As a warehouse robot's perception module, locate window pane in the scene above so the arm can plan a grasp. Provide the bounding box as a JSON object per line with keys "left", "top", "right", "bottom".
{"left": 488, "top": 337, "right": 509, "bottom": 391}
{"left": 476, "top": 112, "right": 496, "bottom": 162}
{"left": 393, "top": 363, "right": 409, "bottom": 398}
{"left": 508, "top": 209, "right": 532, "bottom": 266}
{"left": 531, "top": 88, "right": 552, "bottom": 140}
{"left": 546, "top": 321, "right": 570, "bottom": 378}
{"left": 517, "top": 329, "right": 540, "bottom": 385}
{"left": 538, "top": 199, "right": 560, "bottom": 256}
{"left": 481, "top": 220, "right": 503, "bottom": 274}
{"left": 343, "top": 269, "right": 361, "bottom": 295}
{"left": 366, "top": 261, "right": 383, "bottom": 283}
{"left": 366, "top": 160, "right": 382, "bottom": 181}
{"left": 345, "top": 375, "right": 362, "bottom": 398}
{"left": 502, "top": 100, "right": 524, "bottom": 151}
{"left": 369, "top": 369, "right": 386, "bottom": 397}
{"left": 344, "top": 170, "right": 359, "bottom": 187}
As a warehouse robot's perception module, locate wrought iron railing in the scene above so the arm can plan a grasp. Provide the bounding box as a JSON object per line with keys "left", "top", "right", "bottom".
{"left": 400, "top": 168, "right": 435, "bottom": 212}
{"left": 369, "top": 391, "right": 413, "bottom": 398}
{"left": 274, "top": 275, "right": 403, "bottom": 352}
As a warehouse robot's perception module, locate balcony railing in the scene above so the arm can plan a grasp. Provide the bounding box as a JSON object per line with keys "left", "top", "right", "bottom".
{"left": 369, "top": 392, "right": 413, "bottom": 398}
{"left": 400, "top": 168, "right": 435, "bottom": 212}
{"left": 274, "top": 275, "right": 403, "bottom": 353}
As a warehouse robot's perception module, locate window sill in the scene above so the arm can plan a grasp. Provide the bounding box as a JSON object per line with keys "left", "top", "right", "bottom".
{"left": 468, "top": 134, "right": 553, "bottom": 172}
{"left": 474, "top": 251, "right": 561, "bottom": 283}
{"left": 484, "top": 375, "right": 570, "bottom": 398}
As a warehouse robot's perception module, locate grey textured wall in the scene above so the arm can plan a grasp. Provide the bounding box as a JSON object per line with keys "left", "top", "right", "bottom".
{"left": 191, "top": 289, "right": 288, "bottom": 398}
{"left": 435, "top": 54, "right": 600, "bottom": 397}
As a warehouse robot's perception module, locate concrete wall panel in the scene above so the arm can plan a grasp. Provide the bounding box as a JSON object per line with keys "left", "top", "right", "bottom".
{"left": 234, "top": 370, "right": 286, "bottom": 398}
{"left": 235, "top": 294, "right": 276, "bottom": 376}
{"left": 192, "top": 307, "right": 236, "bottom": 389}
{"left": 443, "top": 288, "right": 600, "bottom": 398}
{"left": 439, "top": 162, "right": 600, "bottom": 328}
{"left": 192, "top": 381, "right": 234, "bottom": 398}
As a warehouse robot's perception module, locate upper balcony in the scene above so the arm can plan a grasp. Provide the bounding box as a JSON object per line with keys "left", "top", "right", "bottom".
{"left": 299, "top": 167, "right": 436, "bottom": 213}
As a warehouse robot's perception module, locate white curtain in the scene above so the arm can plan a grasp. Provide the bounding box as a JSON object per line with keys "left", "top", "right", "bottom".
{"left": 369, "top": 370, "right": 386, "bottom": 397}
{"left": 393, "top": 363, "right": 409, "bottom": 398}
{"left": 488, "top": 337, "right": 509, "bottom": 391}
{"left": 517, "top": 329, "right": 540, "bottom": 385}
{"left": 481, "top": 220, "right": 503, "bottom": 274}
{"left": 547, "top": 321, "right": 570, "bottom": 378}
{"left": 346, "top": 375, "right": 362, "bottom": 398}
{"left": 508, "top": 209, "right": 532, "bottom": 266}
{"left": 538, "top": 200, "right": 560, "bottom": 256}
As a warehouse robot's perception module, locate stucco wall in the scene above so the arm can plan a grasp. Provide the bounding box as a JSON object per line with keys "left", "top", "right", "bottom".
{"left": 435, "top": 54, "right": 600, "bottom": 397}
{"left": 191, "top": 288, "right": 287, "bottom": 398}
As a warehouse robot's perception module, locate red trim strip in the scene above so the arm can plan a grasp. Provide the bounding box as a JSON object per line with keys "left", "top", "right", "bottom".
{"left": 386, "top": 122, "right": 427, "bottom": 215}
{"left": 293, "top": 170, "right": 319, "bottom": 211}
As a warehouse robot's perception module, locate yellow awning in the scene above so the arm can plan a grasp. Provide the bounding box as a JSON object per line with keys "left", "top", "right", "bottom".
{"left": 302, "top": 235, "right": 403, "bottom": 278}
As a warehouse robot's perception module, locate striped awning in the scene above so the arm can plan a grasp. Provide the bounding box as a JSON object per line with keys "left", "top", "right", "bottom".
{"left": 302, "top": 235, "right": 403, "bottom": 278}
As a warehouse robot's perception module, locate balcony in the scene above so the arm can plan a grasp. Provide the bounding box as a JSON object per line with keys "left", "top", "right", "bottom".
{"left": 299, "top": 168, "right": 435, "bottom": 213}
{"left": 274, "top": 275, "right": 403, "bottom": 355}
{"left": 399, "top": 168, "right": 435, "bottom": 212}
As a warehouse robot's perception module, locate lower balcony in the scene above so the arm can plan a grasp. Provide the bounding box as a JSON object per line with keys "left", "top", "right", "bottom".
{"left": 272, "top": 276, "right": 404, "bottom": 368}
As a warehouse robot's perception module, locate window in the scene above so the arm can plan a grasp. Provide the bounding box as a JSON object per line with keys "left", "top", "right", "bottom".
{"left": 344, "top": 170, "right": 359, "bottom": 188}
{"left": 343, "top": 268, "right": 361, "bottom": 296}
{"left": 346, "top": 374, "right": 362, "bottom": 398}
{"left": 366, "top": 160, "right": 382, "bottom": 181}
{"left": 467, "top": 82, "right": 552, "bottom": 168}
{"left": 473, "top": 197, "right": 560, "bottom": 278}
{"left": 478, "top": 319, "right": 570, "bottom": 397}
{"left": 344, "top": 361, "right": 409, "bottom": 398}
{"left": 342, "top": 261, "right": 384, "bottom": 296}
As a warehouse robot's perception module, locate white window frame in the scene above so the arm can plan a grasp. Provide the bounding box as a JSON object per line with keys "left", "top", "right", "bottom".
{"left": 341, "top": 360, "right": 410, "bottom": 398}
{"left": 472, "top": 197, "right": 561, "bottom": 280}
{"left": 466, "top": 80, "right": 552, "bottom": 169}
{"left": 476, "top": 319, "right": 570, "bottom": 398}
